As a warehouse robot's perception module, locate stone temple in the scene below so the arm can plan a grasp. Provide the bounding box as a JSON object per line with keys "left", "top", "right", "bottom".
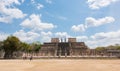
{"left": 20, "top": 38, "right": 120, "bottom": 58}
{"left": 39, "top": 38, "right": 88, "bottom": 56}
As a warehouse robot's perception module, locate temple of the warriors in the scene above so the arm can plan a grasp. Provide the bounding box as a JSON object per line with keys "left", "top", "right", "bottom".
{"left": 38, "top": 38, "right": 120, "bottom": 57}
{"left": 39, "top": 38, "right": 89, "bottom": 56}
{"left": 40, "top": 38, "right": 88, "bottom": 56}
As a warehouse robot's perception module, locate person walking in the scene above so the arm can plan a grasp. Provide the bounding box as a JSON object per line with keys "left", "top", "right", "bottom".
{"left": 30, "top": 56, "right": 33, "bottom": 61}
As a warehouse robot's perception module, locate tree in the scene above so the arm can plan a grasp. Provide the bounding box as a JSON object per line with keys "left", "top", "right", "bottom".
{"left": 20, "top": 42, "right": 31, "bottom": 52}
{"left": 115, "top": 45, "right": 120, "bottom": 50}
{"left": 0, "top": 41, "right": 3, "bottom": 50}
{"left": 33, "top": 43, "right": 41, "bottom": 53}
{"left": 95, "top": 47, "right": 106, "bottom": 52}
{"left": 3, "top": 36, "right": 21, "bottom": 59}
{"left": 106, "top": 45, "right": 115, "bottom": 49}
{"left": 30, "top": 42, "right": 41, "bottom": 54}
{"left": 106, "top": 45, "right": 120, "bottom": 50}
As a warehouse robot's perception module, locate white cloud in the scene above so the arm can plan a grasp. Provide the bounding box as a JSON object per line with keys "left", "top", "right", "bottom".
{"left": 31, "top": 0, "right": 44, "bottom": 10}
{"left": 71, "top": 24, "right": 85, "bottom": 32}
{"left": 40, "top": 31, "right": 52, "bottom": 42}
{"left": 0, "top": 16, "right": 12, "bottom": 23}
{"left": 91, "top": 30, "right": 120, "bottom": 40}
{"left": 41, "top": 31, "right": 52, "bottom": 36}
{"left": 46, "top": 0, "right": 52, "bottom": 4}
{"left": 37, "top": 4, "right": 44, "bottom": 10}
{"left": 71, "top": 16, "right": 115, "bottom": 32}
{"left": 20, "top": 14, "right": 56, "bottom": 31}
{"left": 85, "top": 16, "right": 115, "bottom": 28}
{"left": 87, "top": 0, "right": 118, "bottom": 9}
{"left": 13, "top": 30, "right": 40, "bottom": 42}
{"left": 55, "top": 32, "right": 71, "bottom": 38}
{"left": 86, "top": 30, "right": 120, "bottom": 48}
{"left": 76, "top": 36, "right": 88, "bottom": 41}
{"left": 13, "top": 30, "right": 53, "bottom": 43}
{"left": 0, "top": 32, "right": 9, "bottom": 41}
{"left": 0, "top": 30, "right": 52, "bottom": 43}
{"left": 0, "top": 0, "right": 26, "bottom": 23}
{"left": 70, "top": 29, "right": 120, "bottom": 48}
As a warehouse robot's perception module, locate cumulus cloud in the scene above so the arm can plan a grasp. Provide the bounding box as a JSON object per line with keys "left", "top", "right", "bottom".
{"left": 37, "top": 4, "right": 44, "bottom": 10}
{"left": 85, "top": 16, "right": 115, "bottom": 28}
{"left": 87, "top": 0, "right": 118, "bottom": 9}
{"left": 71, "top": 16, "right": 115, "bottom": 32}
{"left": 72, "top": 30, "right": 120, "bottom": 48}
{"left": 0, "top": 0, "right": 26, "bottom": 23}
{"left": 71, "top": 24, "right": 85, "bottom": 32}
{"left": 13, "top": 29, "right": 53, "bottom": 43}
{"left": 85, "top": 30, "right": 120, "bottom": 48}
{"left": 18, "top": 13, "right": 56, "bottom": 43}
{"left": 31, "top": 0, "right": 44, "bottom": 10}
{"left": 13, "top": 30, "right": 40, "bottom": 42}
{"left": 41, "top": 31, "right": 52, "bottom": 36}
{"left": 76, "top": 36, "right": 88, "bottom": 41}
{"left": 0, "top": 32, "right": 9, "bottom": 41}
{"left": 91, "top": 30, "right": 120, "bottom": 40}
{"left": 20, "top": 14, "right": 56, "bottom": 31}
{"left": 55, "top": 32, "right": 71, "bottom": 38}
{"left": 40, "top": 31, "right": 52, "bottom": 42}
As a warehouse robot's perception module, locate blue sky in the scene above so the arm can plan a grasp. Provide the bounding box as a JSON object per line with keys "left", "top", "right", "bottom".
{"left": 0, "top": 0, "right": 120, "bottom": 48}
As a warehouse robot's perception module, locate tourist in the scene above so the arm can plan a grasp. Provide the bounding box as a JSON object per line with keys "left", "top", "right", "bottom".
{"left": 30, "top": 56, "right": 33, "bottom": 61}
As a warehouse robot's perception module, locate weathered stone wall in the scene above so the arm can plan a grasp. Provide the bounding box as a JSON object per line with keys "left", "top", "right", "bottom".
{"left": 38, "top": 38, "right": 120, "bottom": 57}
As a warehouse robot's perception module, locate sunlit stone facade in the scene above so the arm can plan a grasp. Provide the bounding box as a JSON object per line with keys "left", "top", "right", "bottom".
{"left": 39, "top": 38, "right": 88, "bottom": 56}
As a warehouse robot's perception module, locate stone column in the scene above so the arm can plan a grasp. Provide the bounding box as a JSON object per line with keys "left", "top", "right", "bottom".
{"left": 54, "top": 50, "right": 57, "bottom": 57}
{"left": 59, "top": 49, "right": 61, "bottom": 58}
{"left": 65, "top": 52, "right": 67, "bottom": 57}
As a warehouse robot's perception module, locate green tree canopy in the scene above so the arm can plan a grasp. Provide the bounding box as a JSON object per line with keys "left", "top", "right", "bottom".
{"left": 30, "top": 41, "right": 41, "bottom": 53}
{"left": 95, "top": 47, "right": 106, "bottom": 52}
{"left": 95, "top": 44, "right": 120, "bottom": 52}
{"left": 20, "top": 42, "right": 31, "bottom": 52}
{"left": 106, "top": 44, "right": 120, "bottom": 50}
{"left": 3, "top": 36, "right": 21, "bottom": 59}
{"left": 0, "top": 41, "right": 3, "bottom": 50}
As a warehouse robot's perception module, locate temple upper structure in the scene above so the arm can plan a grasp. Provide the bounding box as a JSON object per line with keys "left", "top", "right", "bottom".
{"left": 39, "top": 38, "right": 88, "bottom": 56}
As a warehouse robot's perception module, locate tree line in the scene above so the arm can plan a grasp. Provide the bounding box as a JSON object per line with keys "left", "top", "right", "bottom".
{"left": 0, "top": 35, "right": 120, "bottom": 59}
{"left": 95, "top": 44, "right": 120, "bottom": 52}
{"left": 0, "top": 36, "right": 41, "bottom": 59}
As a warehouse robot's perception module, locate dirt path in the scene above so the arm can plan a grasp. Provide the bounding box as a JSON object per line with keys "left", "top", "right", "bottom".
{"left": 0, "top": 59, "right": 120, "bottom": 71}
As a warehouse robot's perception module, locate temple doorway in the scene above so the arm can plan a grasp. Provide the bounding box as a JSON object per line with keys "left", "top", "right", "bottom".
{"left": 57, "top": 43, "right": 70, "bottom": 56}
